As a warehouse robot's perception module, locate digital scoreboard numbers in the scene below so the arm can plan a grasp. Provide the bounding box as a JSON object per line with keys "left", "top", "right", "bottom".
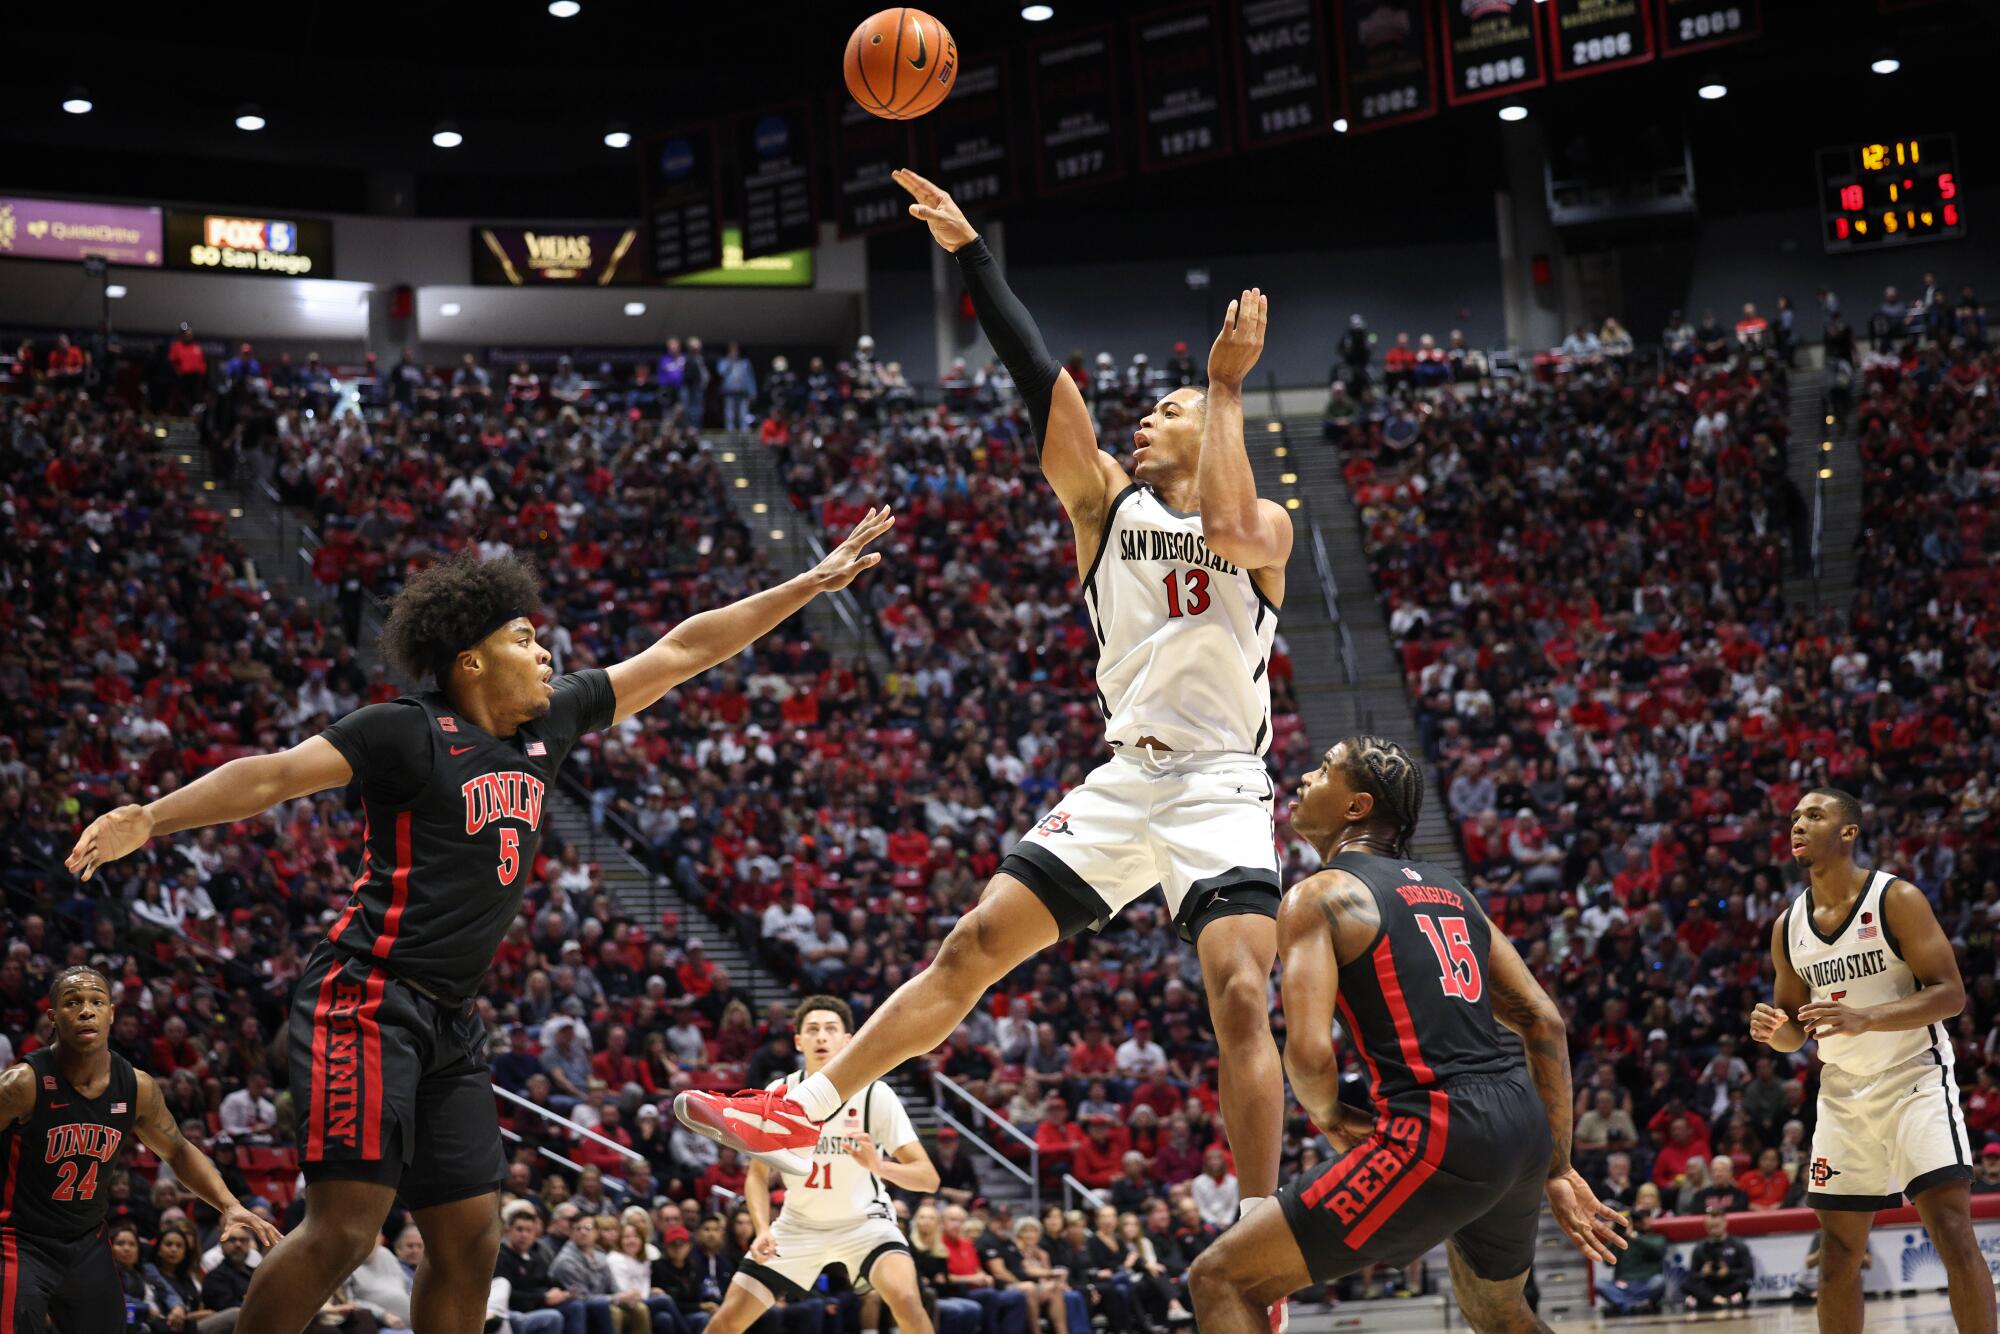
{"left": 1819, "top": 135, "right": 1964, "bottom": 253}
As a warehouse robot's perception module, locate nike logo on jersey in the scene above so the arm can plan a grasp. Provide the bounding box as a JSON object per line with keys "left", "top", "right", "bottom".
{"left": 450, "top": 745, "right": 476, "bottom": 755}
{"left": 48, "top": 1101, "right": 69, "bottom": 1110}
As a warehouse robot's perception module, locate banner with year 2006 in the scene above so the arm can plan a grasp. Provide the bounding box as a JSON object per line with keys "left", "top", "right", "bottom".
{"left": 1335, "top": 0, "right": 1438, "bottom": 133}
{"left": 1440, "top": 0, "right": 1547, "bottom": 107}
{"left": 1032, "top": 26, "right": 1126, "bottom": 193}
{"left": 1548, "top": 0, "right": 1655, "bottom": 81}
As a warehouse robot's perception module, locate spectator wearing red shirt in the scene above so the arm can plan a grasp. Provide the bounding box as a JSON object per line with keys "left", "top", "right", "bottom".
{"left": 573, "top": 1103, "right": 636, "bottom": 1172}
{"left": 1383, "top": 331, "right": 1417, "bottom": 392}
{"left": 1033, "top": 1097, "right": 1085, "bottom": 1179}
{"left": 45, "top": 334, "right": 87, "bottom": 385}
{"left": 1072, "top": 1116, "right": 1126, "bottom": 1189}
{"left": 886, "top": 816, "right": 931, "bottom": 870}
{"left": 1964, "top": 1066, "right": 2000, "bottom": 1142}
{"left": 696, "top": 1146, "right": 748, "bottom": 1204}
{"left": 1128, "top": 1071, "right": 1184, "bottom": 1120}
{"left": 591, "top": 1023, "right": 645, "bottom": 1092}
{"left": 1069, "top": 1024, "right": 1118, "bottom": 1080}
{"left": 676, "top": 940, "right": 717, "bottom": 997}
{"left": 1738, "top": 1148, "right": 1790, "bottom": 1210}
{"left": 1652, "top": 1115, "right": 1714, "bottom": 1189}
{"left": 150, "top": 1016, "right": 209, "bottom": 1079}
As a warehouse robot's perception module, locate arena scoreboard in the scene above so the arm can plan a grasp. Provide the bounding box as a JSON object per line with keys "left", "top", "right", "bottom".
{"left": 1818, "top": 134, "right": 1963, "bottom": 253}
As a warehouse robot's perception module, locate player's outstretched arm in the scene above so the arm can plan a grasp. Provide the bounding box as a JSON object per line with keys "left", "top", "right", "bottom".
{"left": 65, "top": 735, "right": 355, "bottom": 882}
{"left": 605, "top": 507, "right": 894, "bottom": 725}
{"left": 893, "top": 168, "right": 1121, "bottom": 525}
{"left": 1751, "top": 912, "right": 1810, "bottom": 1053}
{"left": 132, "top": 1070, "right": 282, "bottom": 1250}
{"left": 1798, "top": 879, "right": 1966, "bottom": 1040}
{"left": 1199, "top": 289, "right": 1292, "bottom": 573}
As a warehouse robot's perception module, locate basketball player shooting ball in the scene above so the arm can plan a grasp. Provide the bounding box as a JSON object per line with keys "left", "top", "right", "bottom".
{"left": 682, "top": 167, "right": 1300, "bottom": 1326}
{"left": 62, "top": 512, "right": 892, "bottom": 1334}
{"left": 1752, "top": 788, "right": 1993, "bottom": 1334}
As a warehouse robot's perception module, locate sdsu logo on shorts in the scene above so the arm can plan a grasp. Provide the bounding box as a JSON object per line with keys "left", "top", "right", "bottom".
{"left": 1034, "top": 811, "right": 1075, "bottom": 837}
{"left": 1809, "top": 1156, "right": 1841, "bottom": 1187}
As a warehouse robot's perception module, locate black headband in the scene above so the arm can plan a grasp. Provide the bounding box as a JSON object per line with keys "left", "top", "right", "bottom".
{"left": 435, "top": 608, "right": 532, "bottom": 682}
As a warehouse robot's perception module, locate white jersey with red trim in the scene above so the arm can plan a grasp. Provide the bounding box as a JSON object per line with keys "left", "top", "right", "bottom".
{"left": 766, "top": 1071, "right": 917, "bottom": 1226}
{"left": 1785, "top": 869, "right": 1941, "bottom": 1077}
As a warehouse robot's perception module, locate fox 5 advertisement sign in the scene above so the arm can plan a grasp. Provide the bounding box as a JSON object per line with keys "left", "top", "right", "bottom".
{"left": 1661, "top": 1214, "right": 2000, "bottom": 1302}
{"left": 164, "top": 211, "right": 332, "bottom": 277}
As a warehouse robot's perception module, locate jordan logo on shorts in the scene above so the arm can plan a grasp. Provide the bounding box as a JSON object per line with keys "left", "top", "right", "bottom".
{"left": 1034, "top": 811, "right": 1075, "bottom": 837}
{"left": 1809, "top": 1156, "right": 1840, "bottom": 1186}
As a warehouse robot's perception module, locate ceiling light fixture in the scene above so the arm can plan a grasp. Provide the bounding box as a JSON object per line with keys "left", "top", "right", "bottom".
{"left": 62, "top": 92, "right": 93, "bottom": 115}
{"left": 623, "top": 302, "right": 646, "bottom": 316}
{"left": 1332, "top": 117, "right": 1349, "bottom": 133}
{"left": 439, "top": 302, "right": 462, "bottom": 317}
{"left": 549, "top": 0, "right": 582, "bottom": 16}
{"left": 604, "top": 125, "right": 632, "bottom": 149}
{"left": 432, "top": 123, "right": 463, "bottom": 148}
{"left": 1697, "top": 83, "right": 1727, "bottom": 100}
{"left": 1497, "top": 104, "right": 1528, "bottom": 122}
{"left": 235, "top": 106, "right": 266, "bottom": 131}
{"left": 1022, "top": 4, "right": 1054, "bottom": 20}
{"left": 106, "top": 285, "right": 128, "bottom": 299}
{"left": 1871, "top": 55, "right": 1901, "bottom": 75}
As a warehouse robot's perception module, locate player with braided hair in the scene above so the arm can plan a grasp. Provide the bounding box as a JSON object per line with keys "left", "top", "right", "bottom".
{"left": 1186, "top": 737, "right": 1627, "bottom": 1333}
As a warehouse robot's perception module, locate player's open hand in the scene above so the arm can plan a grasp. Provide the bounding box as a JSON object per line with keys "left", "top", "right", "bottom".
{"left": 1748, "top": 1002, "right": 1790, "bottom": 1044}
{"left": 812, "top": 506, "right": 895, "bottom": 592}
{"left": 65, "top": 803, "right": 155, "bottom": 882}
{"left": 749, "top": 1229, "right": 778, "bottom": 1262}
{"left": 221, "top": 1203, "right": 283, "bottom": 1252}
{"left": 1208, "top": 288, "right": 1268, "bottom": 390}
{"left": 847, "top": 1130, "right": 884, "bottom": 1173}
{"left": 1798, "top": 998, "right": 1873, "bottom": 1040}
{"left": 1547, "top": 1168, "right": 1627, "bottom": 1266}
{"left": 893, "top": 169, "right": 978, "bottom": 253}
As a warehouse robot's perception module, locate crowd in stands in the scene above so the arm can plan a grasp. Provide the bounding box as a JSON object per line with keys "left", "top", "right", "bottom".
{"left": 1324, "top": 272, "right": 1999, "bottom": 1312}
{"left": 3, "top": 250, "right": 1993, "bottom": 1325}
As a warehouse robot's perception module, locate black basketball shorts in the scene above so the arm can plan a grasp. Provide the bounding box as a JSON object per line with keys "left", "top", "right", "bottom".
{"left": 0, "top": 1228, "right": 122, "bottom": 1334}
{"left": 1276, "top": 1069, "right": 1553, "bottom": 1284}
{"left": 288, "top": 943, "right": 505, "bottom": 1208}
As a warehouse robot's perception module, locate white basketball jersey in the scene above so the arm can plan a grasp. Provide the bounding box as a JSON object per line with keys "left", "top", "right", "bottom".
{"left": 766, "top": 1071, "right": 917, "bottom": 1225}
{"left": 1785, "top": 869, "right": 1942, "bottom": 1077}
{"left": 1082, "top": 484, "right": 1278, "bottom": 755}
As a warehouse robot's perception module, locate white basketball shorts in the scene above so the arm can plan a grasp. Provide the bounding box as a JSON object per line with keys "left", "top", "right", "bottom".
{"left": 1000, "top": 749, "right": 1280, "bottom": 943}
{"left": 733, "top": 1214, "right": 912, "bottom": 1301}
{"left": 1805, "top": 1047, "right": 1974, "bottom": 1210}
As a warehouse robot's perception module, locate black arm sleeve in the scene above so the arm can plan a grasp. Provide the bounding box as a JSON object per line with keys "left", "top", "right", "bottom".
{"left": 954, "top": 237, "right": 1063, "bottom": 449}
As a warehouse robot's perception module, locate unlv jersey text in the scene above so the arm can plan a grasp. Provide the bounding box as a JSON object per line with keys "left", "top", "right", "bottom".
{"left": 462, "top": 772, "right": 546, "bottom": 835}
{"left": 44, "top": 1123, "right": 123, "bottom": 1164}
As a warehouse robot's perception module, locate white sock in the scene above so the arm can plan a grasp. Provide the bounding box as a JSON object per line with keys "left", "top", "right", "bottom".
{"left": 793, "top": 1071, "right": 841, "bottom": 1122}
{"left": 1238, "top": 1196, "right": 1269, "bottom": 1221}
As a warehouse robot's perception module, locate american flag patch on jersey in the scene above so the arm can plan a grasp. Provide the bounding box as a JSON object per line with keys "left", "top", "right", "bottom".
{"left": 1858, "top": 925, "right": 1878, "bottom": 940}
{"left": 439, "top": 716, "right": 459, "bottom": 733}
{"left": 111, "top": 1101, "right": 127, "bottom": 1114}
{"left": 526, "top": 740, "right": 547, "bottom": 756}
{"left": 42, "top": 1075, "right": 55, "bottom": 1090}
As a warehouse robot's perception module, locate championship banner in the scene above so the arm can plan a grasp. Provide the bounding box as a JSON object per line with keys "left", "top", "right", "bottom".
{"left": 1440, "top": 0, "right": 1547, "bottom": 107}
{"left": 735, "top": 106, "right": 817, "bottom": 259}
{"left": 1547, "top": 0, "right": 1655, "bottom": 80}
{"left": 470, "top": 226, "right": 644, "bottom": 286}
{"left": 831, "top": 97, "right": 914, "bottom": 238}
{"left": 164, "top": 212, "right": 332, "bottom": 278}
{"left": 1133, "top": 3, "right": 1233, "bottom": 171}
{"left": 1335, "top": 0, "right": 1438, "bottom": 133}
{"left": 1233, "top": 0, "right": 1335, "bottom": 148}
{"left": 1032, "top": 26, "right": 1125, "bottom": 193}
{"left": 0, "top": 196, "right": 161, "bottom": 267}
{"left": 923, "top": 60, "right": 1016, "bottom": 208}
{"left": 644, "top": 125, "right": 723, "bottom": 280}
{"left": 1657, "top": 0, "right": 1760, "bottom": 57}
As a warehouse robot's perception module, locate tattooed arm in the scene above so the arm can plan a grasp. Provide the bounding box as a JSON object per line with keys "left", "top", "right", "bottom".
{"left": 1276, "top": 870, "right": 1378, "bottom": 1148}
{"left": 1483, "top": 909, "right": 1627, "bottom": 1264}
{"left": 132, "top": 1071, "right": 283, "bottom": 1250}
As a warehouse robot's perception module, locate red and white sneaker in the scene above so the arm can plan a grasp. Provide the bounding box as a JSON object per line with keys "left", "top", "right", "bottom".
{"left": 1268, "top": 1297, "right": 1289, "bottom": 1333}
{"left": 673, "top": 1089, "right": 820, "bottom": 1173}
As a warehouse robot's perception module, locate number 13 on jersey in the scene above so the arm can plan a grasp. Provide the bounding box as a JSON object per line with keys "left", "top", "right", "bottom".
{"left": 1162, "top": 568, "right": 1211, "bottom": 618}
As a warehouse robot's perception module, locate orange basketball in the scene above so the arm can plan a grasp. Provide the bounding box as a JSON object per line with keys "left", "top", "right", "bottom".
{"left": 845, "top": 8, "right": 958, "bottom": 120}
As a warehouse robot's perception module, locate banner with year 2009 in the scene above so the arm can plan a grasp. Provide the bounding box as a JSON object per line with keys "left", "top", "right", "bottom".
{"left": 1335, "top": 0, "right": 1438, "bottom": 133}
{"left": 1440, "top": 0, "right": 1547, "bottom": 107}
{"left": 1657, "top": 0, "right": 1760, "bottom": 57}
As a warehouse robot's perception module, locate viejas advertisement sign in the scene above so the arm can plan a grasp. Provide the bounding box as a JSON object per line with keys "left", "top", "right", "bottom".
{"left": 471, "top": 226, "right": 644, "bottom": 286}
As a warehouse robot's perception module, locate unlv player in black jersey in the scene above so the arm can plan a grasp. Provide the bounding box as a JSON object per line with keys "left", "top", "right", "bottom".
{"left": 63, "top": 512, "right": 891, "bottom": 1334}
{"left": 1187, "top": 739, "right": 1627, "bottom": 1334}
{"left": 0, "top": 967, "right": 281, "bottom": 1334}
